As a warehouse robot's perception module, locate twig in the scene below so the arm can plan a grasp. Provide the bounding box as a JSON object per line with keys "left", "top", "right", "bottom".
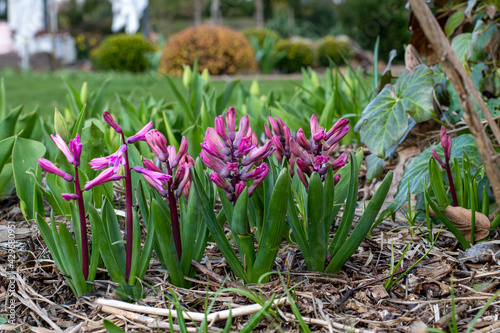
{"left": 95, "top": 297, "right": 289, "bottom": 322}
{"left": 436, "top": 303, "right": 469, "bottom": 328}
{"left": 279, "top": 311, "right": 375, "bottom": 333}
{"left": 409, "top": 0, "right": 500, "bottom": 205}
{"left": 191, "top": 259, "right": 246, "bottom": 290}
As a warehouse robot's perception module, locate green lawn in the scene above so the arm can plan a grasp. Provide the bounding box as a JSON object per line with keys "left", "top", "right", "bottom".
{"left": 1, "top": 69, "right": 299, "bottom": 118}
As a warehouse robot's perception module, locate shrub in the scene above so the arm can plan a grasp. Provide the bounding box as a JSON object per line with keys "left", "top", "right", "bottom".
{"left": 242, "top": 27, "right": 280, "bottom": 47}
{"left": 274, "top": 39, "right": 314, "bottom": 73}
{"left": 92, "top": 34, "right": 155, "bottom": 72}
{"left": 317, "top": 36, "right": 355, "bottom": 66}
{"left": 159, "top": 25, "right": 256, "bottom": 76}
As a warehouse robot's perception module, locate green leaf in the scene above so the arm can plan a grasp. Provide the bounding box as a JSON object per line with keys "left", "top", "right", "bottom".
{"left": 287, "top": 189, "right": 311, "bottom": 268}
{"left": 240, "top": 294, "right": 275, "bottom": 333}
{"left": 252, "top": 167, "right": 290, "bottom": 282}
{"left": 59, "top": 222, "right": 88, "bottom": 296}
{"left": 71, "top": 104, "right": 87, "bottom": 140}
{"left": 327, "top": 171, "right": 393, "bottom": 274}
{"left": 13, "top": 137, "right": 46, "bottom": 219}
{"left": 356, "top": 65, "right": 434, "bottom": 158}
{"left": 429, "top": 159, "right": 450, "bottom": 208}
{"left": 164, "top": 75, "right": 194, "bottom": 123}
{"left": 445, "top": 11, "right": 465, "bottom": 38}
{"left": 0, "top": 105, "right": 23, "bottom": 141}
{"left": 103, "top": 319, "right": 125, "bottom": 333}
{"left": 388, "top": 134, "right": 481, "bottom": 214}
{"left": 306, "top": 173, "right": 326, "bottom": 271}
{"left": 451, "top": 33, "right": 473, "bottom": 64}
{"left": 54, "top": 108, "right": 70, "bottom": 143}
{"left": 232, "top": 189, "right": 255, "bottom": 275}
{"left": 0, "top": 137, "right": 14, "bottom": 176}
{"left": 366, "top": 154, "right": 385, "bottom": 182}
{"left": 0, "top": 77, "right": 5, "bottom": 120}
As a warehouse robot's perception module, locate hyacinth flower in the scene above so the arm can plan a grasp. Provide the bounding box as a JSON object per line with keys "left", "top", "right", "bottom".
{"left": 290, "top": 115, "right": 350, "bottom": 190}
{"left": 431, "top": 126, "right": 458, "bottom": 206}
{"left": 38, "top": 134, "right": 90, "bottom": 280}
{"left": 264, "top": 116, "right": 295, "bottom": 174}
{"left": 140, "top": 130, "right": 194, "bottom": 260}
{"left": 201, "top": 107, "right": 275, "bottom": 203}
{"left": 89, "top": 111, "right": 152, "bottom": 281}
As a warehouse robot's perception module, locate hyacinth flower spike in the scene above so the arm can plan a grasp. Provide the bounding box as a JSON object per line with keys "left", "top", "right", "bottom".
{"left": 144, "top": 130, "right": 194, "bottom": 260}
{"left": 93, "top": 111, "right": 152, "bottom": 280}
{"left": 291, "top": 115, "right": 350, "bottom": 190}
{"left": 265, "top": 116, "right": 295, "bottom": 175}
{"left": 201, "top": 107, "right": 274, "bottom": 204}
{"left": 431, "top": 126, "right": 458, "bottom": 206}
{"left": 38, "top": 134, "right": 91, "bottom": 280}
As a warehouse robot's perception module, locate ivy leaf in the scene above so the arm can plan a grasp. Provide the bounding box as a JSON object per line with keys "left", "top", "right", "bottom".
{"left": 445, "top": 11, "right": 465, "bottom": 38}
{"left": 388, "top": 134, "right": 481, "bottom": 213}
{"left": 355, "top": 65, "right": 434, "bottom": 158}
{"left": 366, "top": 155, "right": 385, "bottom": 182}
{"left": 451, "top": 33, "right": 473, "bottom": 64}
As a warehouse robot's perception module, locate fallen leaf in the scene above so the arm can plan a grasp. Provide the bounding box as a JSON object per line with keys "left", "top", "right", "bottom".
{"left": 430, "top": 206, "right": 490, "bottom": 242}
{"left": 459, "top": 242, "right": 500, "bottom": 264}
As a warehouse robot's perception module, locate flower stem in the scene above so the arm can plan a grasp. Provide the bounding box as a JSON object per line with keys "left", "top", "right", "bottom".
{"left": 166, "top": 162, "right": 182, "bottom": 261}
{"left": 445, "top": 159, "right": 459, "bottom": 206}
{"left": 122, "top": 135, "right": 134, "bottom": 282}
{"left": 74, "top": 167, "right": 89, "bottom": 280}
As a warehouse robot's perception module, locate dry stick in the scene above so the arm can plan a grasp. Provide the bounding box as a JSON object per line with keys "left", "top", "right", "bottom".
{"left": 279, "top": 312, "right": 375, "bottom": 333}
{"left": 95, "top": 297, "right": 289, "bottom": 322}
{"left": 409, "top": 0, "right": 500, "bottom": 205}
{"left": 191, "top": 259, "right": 246, "bottom": 290}
{"left": 436, "top": 303, "right": 469, "bottom": 328}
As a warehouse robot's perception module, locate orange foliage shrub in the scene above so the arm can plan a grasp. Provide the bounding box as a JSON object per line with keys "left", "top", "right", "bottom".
{"left": 159, "top": 25, "right": 256, "bottom": 76}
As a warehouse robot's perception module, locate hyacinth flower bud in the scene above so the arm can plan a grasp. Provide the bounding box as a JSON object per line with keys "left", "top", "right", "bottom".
{"left": 133, "top": 166, "right": 171, "bottom": 188}
{"left": 201, "top": 140, "right": 230, "bottom": 162}
{"left": 272, "top": 136, "right": 285, "bottom": 159}
{"left": 143, "top": 158, "right": 162, "bottom": 172}
{"left": 312, "top": 127, "right": 327, "bottom": 141}
{"left": 432, "top": 149, "right": 446, "bottom": 168}
{"left": 69, "top": 134, "right": 83, "bottom": 167}
{"left": 440, "top": 126, "right": 452, "bottom": 161}
{"left": 283, "top": 125, "right": 292, "bottom": 152}
{"left": 296, "top": 128, "right": 313, "bottom": 153}
{"left": 268, "top": 116, "right": 280, "bottom": 136}
{"left": 127, "top": 121, "right": 153, "bottom": 144}
{"left": 146, "top": 130, "right": 169, "bottom": 162}
{"left": 215, "top": 116, "right": 229, "bottom": 143}
{"left": 206, "top": 127, "right": 231, "bottom": 155}
{"left": 84, "top": 168, "right": 123, "bottom": 191}
{"left": 89, "top": 144, "right": 127, "bottom": 172}
{"left": 331, "top": 153, "right": 348, "bottom": 172}
{"left": 310, "top": 114, "right": 320, "bottom": 138}
{"left": 334, "top": 174, "right": 341, "bottom": 185}
{"left": 209, "top": 172, "right": 234, "bottom": 193}
{"left": 235, "top": 181, "right": 246, "bottom": 199}
{"left": 233, "top": 115, "right": 251, "bottom": 148}
{"left": 200, "top": 150, "right": 230, "bottom": 178}
{"left": 61, "top": 193, "right": 79, "bottom": 201}
{"left": 241, "top": 140, "right": 275, "bottom": 166}
{"left": 264, "top": 123, "right": 273, "bottom": 140}
{"left": 290, "top": 155, "right": 295, "bottom": 177}
{"left": 103, "top": 111, "right": 122, "bottom": 134}
{"left": 172, "top": 164, "right": 187, "bottom": 189}
{"left": 290, "top": 137, "right": 311, "bottom": 163}
{"left": 313, "top": 155, "right": 329, "bottom": 172}
{"left": 39, "top": 158, "right": 73, "bottom": 182}
{"left": 297, "top": 168, "right": 309, "bottom": 190}
{"left": 51, "top": 134, "right": 75, "bottom": 165}
{"left": 175, "top": 166, "right": 192, "bottom": 198}
{"left": 296, "top": 158, "right": 313, "bottom": 176}
{"left": 248, "top": 166, "right": 269, "bottom": 196}
{"left": 327, "top": 118, "right": 350, "bottom": 137}
{"left": 171, "top": 136, "right": 188, "bottom": 168}
{"left": 327, "top": 124, "right": 350, "bottom": 147}
{"left": 235, "top": 136, "right": 254, "bottom": 158}
{"left": 226, "top": 107, "right": 236, "bottom": 141}
{"left": 241, "top": 163, "right": 269, "bottom": 181}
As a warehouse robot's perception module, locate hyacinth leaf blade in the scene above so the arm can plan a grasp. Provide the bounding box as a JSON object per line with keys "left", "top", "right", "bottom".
{"left": 101, "top": 199, "right": 126, "bottom": 277}
{"left": 329, "top": 151, "right": 360, "bottom": 258}
{"left": 151, "top": 198, "right": 186, "bottom": 287}
{"left": 128, "top": 209, "right": 142, "bottom": 285}
{"left": 0, "top": 137, "right": 14, "bottom": 175}
{"left": 88, "top": 202, "right": 128, "bottom": 286}
{"left": 307, "top": 172, "right": 326, "bottom": 272}
{"left": 232, "top": 188, "right": 255, "bottom": 275}
{"left": 79, "top": 123, "right": 105, "bottom": 180}
{"left": 429, "top": 159, "right": 450, "bottom": 208}
{"left": 58, "top": 221, "right": 87, "bottom": 295}
{"left": 164, "top": 75, "right": 194, "bottom": 123}
{"left": 54, "top": 108, "right": 70, "bottom": 143}
{"left": 323, "top": 167, "right": 336, "bottom": 236}
{"left": 0, "top": 105, "right": 23, "bottom": 141}
{"left": 453, "top": 159, "right": 463, "bottom": 207}
{"left": 161, "top": 111, "right": 180, "bottom": 149}
{"left": 251, "top": 167, "right": 290, "bottom": 283}
{"left": 71, "top": 104, "right": 87, "bottom": 140}
{"left": 36, "top": 214, "right": 67, "bottom": 285}
{"left": 286, "top": 189, "right": 312, "bottom": 269}
{"left": 191, "top": 167, "right": 249, "bottom": 282}
{"left": 12, "top": 136, "right": 46, "bottom": 219}
{"left": 425, "top": 191, "right": 470, "bottom": 249}
{"left": 326, "top": 170, "right": 394, "bottom": 274}
{"left": 216, "top": 79, "right": 240, "bottom": 113}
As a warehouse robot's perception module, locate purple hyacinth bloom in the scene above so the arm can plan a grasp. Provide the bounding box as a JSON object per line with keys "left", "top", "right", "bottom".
{"left": 38, "top": 158, "right": 73, "bottom": 182}
{"left": 133, "top": 166, "right": 171, "bottom": 190}
{"left": 432, "top": 149, "right": 446, "bottom": 168}
{"left": 83, "top": 168, "right": 123, "bottom": 191}
{"left": 89, "top": 144, "right": 127, "bottom": 172}
{"left": 69, "top": 134, "right": 83, "bottom": 167}
{"left": 171, "top": 136, "right": 188, "bottom": 168}
{"left": 146, "top": 129, "right": 169, "bottom": 162}
{"left": 440, "top": 126, "right": 452, "bottom": 161}
{"left": 51, "top": 134, "right": 75, "bottom": 165}
{"left": 127, "top": 121, "right": 153, "bottom": 144}
{"left": 61, "top": 193, "right": 79, "bottom": 201}
{"left": 103, "top": 111, "right": 123, "bottom": 134}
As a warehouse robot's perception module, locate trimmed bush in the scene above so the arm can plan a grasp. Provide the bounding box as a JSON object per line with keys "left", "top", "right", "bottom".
{"left": 242, "top": 27, "right": 280, "bottom": 47}
{"left": 317, "top": 36, "right": 354, "bottom": 66}
{"left": 92, "top": 34, "right": 155, "bottom": 72}
{"left": 159, "top": 25, "right": 256, "bottom": 76}
{"left": 275, "top": 39, "right": 314, "bottom": 73}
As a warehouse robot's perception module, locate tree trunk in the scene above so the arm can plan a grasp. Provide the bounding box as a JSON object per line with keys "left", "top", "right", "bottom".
{"left": 255, "top": 0, "right": 264, "bottom": 28}
{"left": 210, "top": 0, "right": 221, "bottom": 25}
{"left": 194, "top": 0, "right": 201, "bottom": 26}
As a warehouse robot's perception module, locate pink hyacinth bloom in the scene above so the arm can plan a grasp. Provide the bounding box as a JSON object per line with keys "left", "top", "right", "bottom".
{"left": 313, "top": 155, "right": 329, "bottom": 171}
{"left": 205, "top": 128, "right": 230, "bottom": 155}
{"left": 297, "top": 128, "right": 313, "bottom": 153}
{"left": 174, "top": 164, "right": 192, "bottom": 198}
{"left": 146, "top": 130, "right": 169, "bottom": 162}
{"left": 296, "top": 158, "right": 312, "bottom": 176}
{"left": 241, "top": 163, "right": 269, "bottom": 182}
{"left": 240, "top": 140, "right": 275, "bottom": 166}
{"left": 83, "top": 168, "right": 123, "bottom": 191}
{"left": 326, "top": 118, "right": 350, "bottom": 138}
{"left": 61, "top": 193, "right": 79, "bottom": 201}
{"left": 209, "top": 172, "right": 234, "bottom": 193}
{"left": 89, "top": 144, "right": 127, "bottom": 172}
{"left": 171, "top": 137, "right": 188, "bottom": 168}
{"left": 296, "top": 168, "right": 309, "bottom": 190}
{"left": 133, "top": 166, "right": 171, "bottom": 191}
{"left": 38, "top": 158, "right": 73, "bottom": 182}
{"left": 440, "top": 126, "right": 452, "bottom": 161}
{"left": 264, "top": 123, "right": 273, "bottom": 140}
{"left": 69, "top": 134, "right": 83, "bottom": 167}
{"left": 51, "top": 134, "right": 75, "bottom": 165}
{"left": 215, "top": 115, "right": 229, "bottom": 143}
{"left": 310, "top": 115, "right": 320, "bottom": 138}
{"left": 127, "top": 121, "right": 153, "bottom": 144}
{"left": 289, "top": 137, "right": 310, "bottom": 163}
{"left": 233, "top": 115, "right": 251, "bottom": 148}
{"left": 143, "top": 158, "right": 162, "bottom": 172}
{"left": 226, "top": 107, "right": 237, "bottom": 141}
{"left": 235, "top": 181, "right": 246, "bottom": 199}
{"left": 334, "top": 174, "right": 341, "bottom": 185}
{"left": 103, "top": 111, "right": 123, "bottom": 134}
{"left": 200, "top": 150, "right": 230, "bottom": 178}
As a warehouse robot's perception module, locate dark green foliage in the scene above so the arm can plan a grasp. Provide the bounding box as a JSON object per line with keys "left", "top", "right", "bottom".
{"left": 242, "top": 27, "right": 280, "bottom": 47}
{"left": 274, "top": 39, "right": 314, "bottom": 73}
{"left": 92, "top": 34, "right": 155, "bottom": 72}
{"left": 317, "top": 36, "right": 355, "bottom": 66}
